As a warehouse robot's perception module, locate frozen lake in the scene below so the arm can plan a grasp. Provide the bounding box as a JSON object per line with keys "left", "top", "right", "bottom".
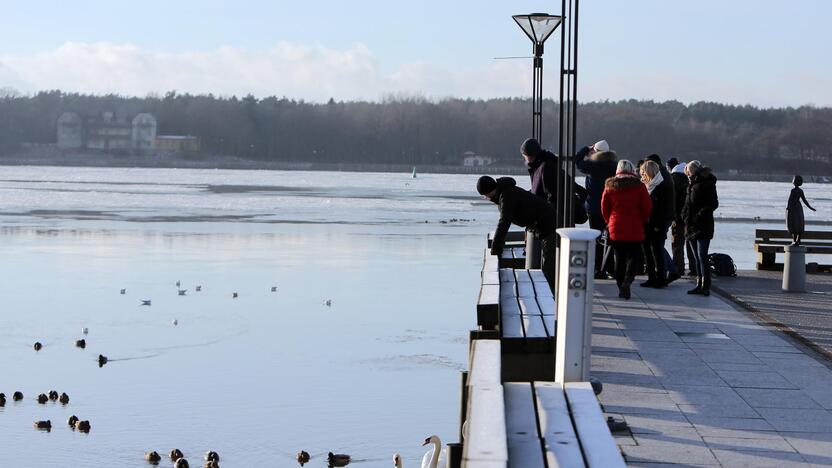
{"left": 0, "top": 166, "right": 828, "bottom": 467}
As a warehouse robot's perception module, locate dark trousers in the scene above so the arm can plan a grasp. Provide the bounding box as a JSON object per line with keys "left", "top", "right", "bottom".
{"left": 588, "top": 212, "right": 607, "bottom": 273}
{"left": 688, "top": 238, "right": 711, "bottom": 287}
{"left": 672, "top": 221, "right": 696, "bottom": 275}
{"left": 643, "top": 236, "right": 667, "bottom": 283}
{"left": 611, "top": 240, "right": 642, "bottom": 287}
{"left": 540, "top": 232, "right": 557, "bottom": 293}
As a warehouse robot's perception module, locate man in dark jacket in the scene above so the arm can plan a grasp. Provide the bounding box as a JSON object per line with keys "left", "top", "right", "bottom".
{"left": 576, "top": 140, "right": 616, "bottom": 278}
{"left": 478, "top": 175, "right": 557, "bottom": 291}
{"left": 645, "top": 154, "right": 679, "bottom": 283}
{"left": 681, "top": 161, "right": 719, "bottom": 296}
{"left": 667, "top": 158, "right": 695, "bottom": 276}
{"left": 521, "top": 138, "right": 563, "bottom": 208}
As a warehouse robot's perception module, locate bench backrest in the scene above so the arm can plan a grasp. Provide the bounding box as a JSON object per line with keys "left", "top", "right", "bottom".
{"left": 756, "top": 229, "right": 832, "bottom": 242}
{"left": 464, "top": 340, "right": 508, "bottom": 467}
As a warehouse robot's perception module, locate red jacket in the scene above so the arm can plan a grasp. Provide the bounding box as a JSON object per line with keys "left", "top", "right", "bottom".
{"left": 601, "top": 175, "right": 652, "bottom": 242}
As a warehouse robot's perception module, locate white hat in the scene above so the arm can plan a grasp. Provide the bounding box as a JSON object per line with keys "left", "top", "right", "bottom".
{"left": 593, "top": 140, "right": 609, "bottom": 152}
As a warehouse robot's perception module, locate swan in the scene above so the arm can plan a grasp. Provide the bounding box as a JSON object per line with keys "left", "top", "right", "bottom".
{"left": 420, "top": 435, "right": 444, "bottom": 468}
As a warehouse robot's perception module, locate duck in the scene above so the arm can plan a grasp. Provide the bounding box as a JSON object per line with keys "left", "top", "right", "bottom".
{"left": 145, "top": 451, "right": 162, "bottom": 463}
{"left": 13, "top": 391, "right": 23, "bottom": 401}
{"left": 76, "top": 339, "right": 86, "bottom": 349}
{"left": 34, "top": 420, "right": 52, "bottom": 431}
{"left": 174, "top": 459, "right": 190, "bottom": 468}
{"left": 0, "top": 394, "right": 5, "bottom": 407}
{"left": 37, "top": 393, "right": 49, "bottom": 404}
{"left": 75, "top": 420, "right": 91, "bottom": 433}
{"left": 170, "top": 449, "right": 184, "bottom": 461}
{"left": 141, "top": 300, "right": 152, "bottom": 306}
{"left": 271, "top": 286, "right": 277, "bottom": 292}
{"left": 232, "top": 292, "right": 238, "bottom": 298}
{"left": 172, "top": 319, "right": 179, "bottom": 326}
{"left": 176, "top": 280, "right": 181, "bottom": 287}
{"left": 59, "top": 392, "right": 70, "bottom": 404}
{"left": 204, "top": 452, "right": 220, "bottom": 462}
{"left": 324, "top": 299, "right": 332, "bottom": 307}
{"left": 196, "top": 285, "right": 202, "bottom": 292}
{"left": 34, "top": 341, "right": 43, "bottom": 351}
{"left": 296, "top": 451, "right": 310, "bottom": 465}
{"left": 48, "top": 390, "right": 59, "bottom": 401}
{"left": 204, "top": 462, "right": 220, "bottom": 468}
{"left": 68, "top": 415, "right": 79, "bottom": 427}
{"left": 82, "top": 327, "right": 89, "bottom": 334}
{"left": 120, "top": 288, "right": 127, "bottom": 295}
{"left": 328, "top": 452, "right": 351, "bottom": 467}
{"left": 178, "top": 289, "right": 187, "bottom": 296}
{"left": 98, "top": 354, "right": 108, "bottom": 367}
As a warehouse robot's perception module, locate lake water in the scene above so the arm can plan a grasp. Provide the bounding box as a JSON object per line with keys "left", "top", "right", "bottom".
{"left": 0, "top": 166, "right": 828, "bottom": 467}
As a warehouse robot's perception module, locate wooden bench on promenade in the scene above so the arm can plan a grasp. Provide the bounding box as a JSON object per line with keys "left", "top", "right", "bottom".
{"left": 477, "top": 249, "right": 556, "bottom": 381}
{"left": 462, "top": 339, "right": 625, "bottom": 468}
{"left": 488, "top": 230, "right": 526, "bottom": 269}
{"left": 754, "top": 229, "right": 832, "bottom": 271}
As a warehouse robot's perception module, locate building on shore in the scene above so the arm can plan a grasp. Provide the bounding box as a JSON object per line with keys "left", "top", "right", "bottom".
{"left": 462, "top": 151, "right": 496, "bottom": 167}
{"left": 155, "top": 135, "right": 200, "bottom": 153}
{"left": 57, "top": 111, "right": 157, "bottom": 152}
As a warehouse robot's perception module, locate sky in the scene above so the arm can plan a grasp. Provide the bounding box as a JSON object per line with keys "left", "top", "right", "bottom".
{"left": 0, "top": 0, "right": 829, "bottom": 107}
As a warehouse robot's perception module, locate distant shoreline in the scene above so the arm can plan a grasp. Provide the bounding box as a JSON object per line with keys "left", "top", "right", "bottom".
{"left": 0, "top": 151, "right": 825, "bottom": 183}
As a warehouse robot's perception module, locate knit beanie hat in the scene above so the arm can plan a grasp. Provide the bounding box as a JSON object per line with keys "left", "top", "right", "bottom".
{"left": 593, "top": 140, "right": 609, "bottom": 152}
{"left": 667, "top": 157, "right": 679, "bottom": 168}
{"left": 521, "top": 138, "right": 541, "bottom": 157}
{"left": 476, "top": 176, "right": 497, "bottom": 195}
{"left": 646, "top": 153, "right": 662, "bottom": 165}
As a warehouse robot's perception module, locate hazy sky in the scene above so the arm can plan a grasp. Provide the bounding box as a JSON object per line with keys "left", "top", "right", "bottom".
{"left": 0, "top": 0, "right": 829, "bottom": 107}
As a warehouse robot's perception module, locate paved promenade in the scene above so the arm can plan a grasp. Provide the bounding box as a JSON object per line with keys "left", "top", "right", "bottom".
{"left": 713, "top": 270, "right": 832, "bottom": 358}
{"left": 591, "top": 279, "right": 832, "bottom": 467}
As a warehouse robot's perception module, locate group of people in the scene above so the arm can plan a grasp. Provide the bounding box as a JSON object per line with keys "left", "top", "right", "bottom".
{"left": 478, "top": 138, "right": 720, "bottom": 299}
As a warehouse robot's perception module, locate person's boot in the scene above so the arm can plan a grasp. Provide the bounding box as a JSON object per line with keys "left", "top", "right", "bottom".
{"left": 687, "top": 277, "right": 703, "bottom": 295}
{"left": 640, "top": 275, "right": 656, "bottom": 288}
{"left": 622, "top": 278, "right": 633, "bottom": 299}
{"left": 701, "top": 276, "right": 711, "bottom": 297}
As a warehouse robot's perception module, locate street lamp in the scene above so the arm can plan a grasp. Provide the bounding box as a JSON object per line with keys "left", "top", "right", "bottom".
{"left": 512, "top": 13, "right": 562, "bottom": 144}
{"left": 513, "top": 13, "right": 562, "bottom": 269}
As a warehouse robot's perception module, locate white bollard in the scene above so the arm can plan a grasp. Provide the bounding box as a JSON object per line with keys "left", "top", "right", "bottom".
{"left": 782, "top": 244, "right": 807, "bottom": 292}
{"left": 555, "top": 228, "right": 601, "bottom": 384}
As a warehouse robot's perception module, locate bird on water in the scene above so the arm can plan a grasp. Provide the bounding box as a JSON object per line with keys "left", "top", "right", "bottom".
{"left": 328, "top": 452, "right": 351, "bottom": 467}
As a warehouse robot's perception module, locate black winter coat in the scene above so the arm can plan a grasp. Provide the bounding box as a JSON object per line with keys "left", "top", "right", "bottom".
{"left": 670, "top": 172, "right": 689, "bottom": 222}
{"left": 575, "top": 147, "right": 617, "bottom": 217}
{"left": 645, "top": 173, "right": 675, "bottom": 240}
{"left": 527, "top": 149, "right": 563, "bottom": 207}
{"left": 489, "top": 177, "right": 558, "bottom": 255}
{"left": 682, "top": 168, "right": 719, "bottom": 240}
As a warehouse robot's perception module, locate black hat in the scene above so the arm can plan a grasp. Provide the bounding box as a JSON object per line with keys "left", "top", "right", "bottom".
{"left": 667, "top": 157, "right": 679, "bottom": 168}
{"left": 521, "top": 138, "right": 541, "bottom": 157}
{"left": 476, "top": 176, "right": 497, "bottom": 195}
{"left": 646, "top": 154, "right": 662, "bottom": 165}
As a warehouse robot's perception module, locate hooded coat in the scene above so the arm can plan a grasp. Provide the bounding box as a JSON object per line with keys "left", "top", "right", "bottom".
{"left": 601, "top": 175, "right": 652, "bottom": 242}
{"left": 527, "top": 149, "right": 563, "bottom": 207}
{"left": 576, "top": 146, "right": 617, "bottom": 217}
{"left": 489, "top": 177, "right": 558, "bottom": 255}
{"left": 645, "top": 172, "right": 675, "bottom": 240}
{"left": 670, "top": 164, "right": 689, "bottom": 222}
{"left": 681, "top": 167, "right": 719, "bottom": 240}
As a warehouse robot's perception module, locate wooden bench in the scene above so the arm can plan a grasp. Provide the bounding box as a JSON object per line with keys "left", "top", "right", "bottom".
{"left": 754, "top": 229, "right": 832, "bottom": 271}
{"left": 487, "top": 230, "right": 527, "bottom": 269}
{"left": 463, "top": 340, "right": 625, "bottom": 468}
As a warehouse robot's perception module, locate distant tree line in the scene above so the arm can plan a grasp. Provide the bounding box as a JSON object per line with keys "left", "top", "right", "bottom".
{"left": 1, "top": 88, "right": 832, "bottom": 173}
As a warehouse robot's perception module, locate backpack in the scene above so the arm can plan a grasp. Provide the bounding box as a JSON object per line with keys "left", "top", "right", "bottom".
{"left": 708, "top": 253, "right": 737, "bottom": 277}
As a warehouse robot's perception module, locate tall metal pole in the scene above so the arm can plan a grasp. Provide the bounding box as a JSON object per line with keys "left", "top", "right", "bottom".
{"left": 558, "top": 0, "right": 580, "bottom": 229}
{"left": 526, "top": 46, "right": 544, "bottom": 269}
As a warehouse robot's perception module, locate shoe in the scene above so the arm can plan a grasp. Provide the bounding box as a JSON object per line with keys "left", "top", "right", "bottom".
{"left": 701, "top": 289, "right": 710, "bottom": 296}
{"left": 618, "top": 288, "right": 626, "bottom": 298}
{"left": 666, "top": 272, "right": 682, "bottom": 285}
{"left": 652, "top": 281, "right": 667, "bottom": 289}
{"left": 640, "top": 279, "right": 656, "bottom": 288}
{"left": 595, "top": 271, "right": 609, "bottom": 280}
{"left": 621, "top": 284, "right": 631, "bottom": 299}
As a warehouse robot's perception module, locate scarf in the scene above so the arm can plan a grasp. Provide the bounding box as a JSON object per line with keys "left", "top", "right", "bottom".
{"left": 646, "top": 171, "right": 664, "bottom": 195}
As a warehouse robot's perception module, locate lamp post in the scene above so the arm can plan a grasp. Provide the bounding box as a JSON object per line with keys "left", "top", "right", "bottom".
{"left": 513, "top": 13, "right": 563, "bottom": 269}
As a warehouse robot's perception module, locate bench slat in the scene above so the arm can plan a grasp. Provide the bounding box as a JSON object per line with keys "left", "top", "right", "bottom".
{"left": 500, "top": 269, "right": 516, "bottom": 283}
{"left": 518, "top": 297, "right": 542, "bottom": 316}
{"left": 501, "top": 313, "right": 524, "bottom": 338}
{"left": 500, "top": 297, "right": 522, "bottom": 316}
{"left": 535, "top": 296, "right": 556, "bottom": 316}
{"left": 482, "top": 270, "right": 500, "bottom": 285}
{"left": 483, "top": 248, "right": 499, "bottom": 271}
{"left": 517, "top": 281, "right": 537, "bottom": 298}
{"left": 464, "top": 386, "right": 509, "bottom": 463}
{"left": 477, "top": 284, "right": 500, "bottom": 329}
{"left": 514, "top": 269, "right": 533, "bottom": 282}
{"left": 529, "top": 269, "right": 547, "bottom": 282}
{"left": 533, "top": 281, "right": 553, "bottom": 298}
{"left": 534, "top": 382, "right": 584, "bottom": 468}
{"left": 756, "top": 229, "right": 832, "bottom": 241}
{"left": 504, "top": 383, "right": 546, "bottom": 468}
{"left": 564, "top": 383, "right": 626, "bottom": 468}
{"left": 469, "top": 340, "right": 501, "bottom": 388}
{"left": 522, "top": 314, "right": 549, "bottom": 339}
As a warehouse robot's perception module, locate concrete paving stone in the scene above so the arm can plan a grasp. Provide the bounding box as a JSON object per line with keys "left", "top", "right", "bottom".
{"left": 599, "top": 391, "right": 681, "bottom": 415}
{"left": 760, "top": 418, "right": 832, "bottom": 433}
{"left": 625, "top": 463, "right": 719, "bottom": 467}
{"left": 702, "top": 436, "right": 795, "bottom": 453}
{"left": 664, "top": 385, "right": 748, "bottom": 406}
{"left": 752, "top": 350, "right": 821, "bottom": 360}
{"left": 782, "top": 432, "right": 832, "bottom": 465}
{"left": 593, "top": 354, "right": 656, "bottom": 375}
{"left": 717, "top": 324, "right": 769, "bottom": 334}
{"left": 688, "top": 415, "right": 775, "bottom": 432}
{"left": 693, "top": 350, "right": 764, "bottom": 365}
{"left": 741, "top": 344, "right": 803, "bottom": 354}
{"left": 736, "top": 388, "right": 823, "bottom": 409}
{"left": 677, "top": 404, "right": 760, "bottom": 418}
{"left": 626, "top": 329, "right": 685, "bottom": 342}
{"left": 623, "top": 413, "right": 697, "bottom": 434}
{"left": 694, "top": 426, "right": 781, "bottom": 439}
{"left": 710, "top": 448, "right": 808, "bottom": 467}
{"left": 653, "top": 367, "right": 728, "bottom": 387}
{"left": 715, "top": 370, "right": 798, "bottom": 389}
{"left": 617, "top": 316, "right": 674, "bottom": 330}
{"left": 592, "top": 369, "right": 666, "bottom": 387}
{"left": 623, "top": 429, "right": 720, "bottom": 465}
{"left": 705, "top": 362, "right": 772, "bottom": 372}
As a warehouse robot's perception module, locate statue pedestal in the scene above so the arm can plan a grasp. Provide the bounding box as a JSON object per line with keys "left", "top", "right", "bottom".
{"left": 782, "top": 244, "right": 807, "bottom": 292}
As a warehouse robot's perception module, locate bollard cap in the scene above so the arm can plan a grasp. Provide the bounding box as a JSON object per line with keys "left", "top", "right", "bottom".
{"left": 556, "top": 228, "right": 601, "bottom": 241}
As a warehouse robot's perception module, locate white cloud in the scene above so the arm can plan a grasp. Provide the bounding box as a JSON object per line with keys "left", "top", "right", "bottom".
{"left": 0, "top": 41, "right": 531, "bottom": 102}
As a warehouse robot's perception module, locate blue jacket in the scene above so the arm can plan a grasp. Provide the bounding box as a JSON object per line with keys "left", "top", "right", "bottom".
{"left": 575, "top": 146, "right": 617, "bottom": 217}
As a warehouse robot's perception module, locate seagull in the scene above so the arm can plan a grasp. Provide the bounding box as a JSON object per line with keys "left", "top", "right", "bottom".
{"left": 196, "top": 285, "right": 202, "bottom": 292}
{"left": 178, "top": 289, "right": 187, "bottom": 296}
{"left": 120, "top": 288, "right": 126, "bottom": 295}
{"left": 141, "top": 300, "right": 151, "bottom": 306}
{"left": 232, "top": 292, "right": 238, "bottom": 298}
{"left": 271, "top": 286, "right": 277, "bottom": 292}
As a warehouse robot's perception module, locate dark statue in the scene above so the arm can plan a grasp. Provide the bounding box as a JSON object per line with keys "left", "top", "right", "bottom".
{"left": 787, "top": 175, "right": 816, "bottom": 245}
